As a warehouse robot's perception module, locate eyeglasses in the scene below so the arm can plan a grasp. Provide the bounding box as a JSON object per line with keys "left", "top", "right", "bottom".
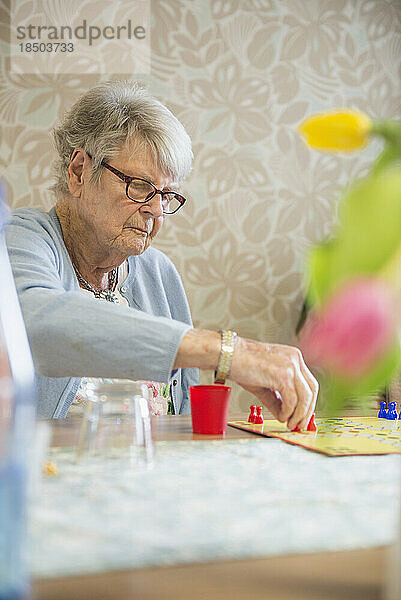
{"left": 86, "top": 153, "right": 186, "bottom": 215}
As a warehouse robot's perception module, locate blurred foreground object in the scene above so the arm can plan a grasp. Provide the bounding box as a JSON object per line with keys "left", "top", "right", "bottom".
{"left": 299, "top": 278, "right": 398, "bottom": 379}
{"left": 299, "top": 109, "right": 401, "bottom": 160}
{"left": 299, "top": 110, "right": 372, "bottom": 151}
{"left": 0, "top": 184, "right": 36, "bottom": 600}
{"left": 298, "top": 110, "right": 401, "bottom": 412}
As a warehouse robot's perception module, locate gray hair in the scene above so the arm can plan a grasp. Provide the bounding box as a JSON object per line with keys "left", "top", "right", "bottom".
{"left": 51, "top": 80, "right": 193, "bottom": 196}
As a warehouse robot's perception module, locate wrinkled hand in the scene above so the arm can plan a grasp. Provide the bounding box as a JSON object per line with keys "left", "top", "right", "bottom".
{"left": 229, "top": 338, "right": 318, "bottom": 430}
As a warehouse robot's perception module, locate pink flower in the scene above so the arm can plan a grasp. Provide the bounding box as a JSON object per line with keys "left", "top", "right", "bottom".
{"left": 299, "top": 278, "right": 398, "bottom": 379}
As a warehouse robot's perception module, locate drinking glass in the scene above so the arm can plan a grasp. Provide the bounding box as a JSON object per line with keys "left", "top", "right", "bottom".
{"left": 76, "top": 379, "right": 153, "bottom": 469}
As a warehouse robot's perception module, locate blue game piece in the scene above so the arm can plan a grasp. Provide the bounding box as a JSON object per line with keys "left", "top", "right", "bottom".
{"left": 378, "top": 400, "right": 387, "bottom": 419}
{"left": 386, "top": 401, "right": 398, "bottom": 420}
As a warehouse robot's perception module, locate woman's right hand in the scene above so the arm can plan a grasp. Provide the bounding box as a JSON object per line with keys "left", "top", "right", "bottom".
{"left": 229, "top": 337, "right": 319, "bottom": 430}
{"left": 174, "top": 329, "right": 318, "bottom": 430}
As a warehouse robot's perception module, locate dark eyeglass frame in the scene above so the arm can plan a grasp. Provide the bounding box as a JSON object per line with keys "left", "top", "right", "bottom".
{"left": 86, "top": 153, "right": 186, "bottom": 215}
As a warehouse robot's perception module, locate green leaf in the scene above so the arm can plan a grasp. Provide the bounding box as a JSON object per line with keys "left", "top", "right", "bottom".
{"left": 318, "top": 343, "right": 401, "bottom": 415}
{"left": 306, "top": 240, "right": 337, "bottom": 305}
{"left": 307, "top": 168, "right": 401, "bottom": 304}
{"left": 350, "top": 343, "right": 401, "bottom": 397}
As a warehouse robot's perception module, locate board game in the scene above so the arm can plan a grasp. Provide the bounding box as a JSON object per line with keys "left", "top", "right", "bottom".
{"left": 228, "top": 417, "right": 401, "bottom": 456}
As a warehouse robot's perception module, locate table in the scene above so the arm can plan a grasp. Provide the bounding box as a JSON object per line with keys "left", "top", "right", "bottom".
{"left": 32, "top": 414, "right": 395, "bottom": 600}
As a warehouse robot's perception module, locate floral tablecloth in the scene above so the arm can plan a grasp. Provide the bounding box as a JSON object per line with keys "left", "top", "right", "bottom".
{"left": 30, "top": 438, "right": 401, "bottom": 579}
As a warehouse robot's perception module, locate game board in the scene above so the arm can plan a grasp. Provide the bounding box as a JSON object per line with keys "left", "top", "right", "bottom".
{"left": 228, "top": 417, "right": 401, "bottom": 456}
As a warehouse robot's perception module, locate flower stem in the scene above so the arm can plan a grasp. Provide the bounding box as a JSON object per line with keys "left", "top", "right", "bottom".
{"left": 371, "top": 120, "right": 401, "bottom": 152}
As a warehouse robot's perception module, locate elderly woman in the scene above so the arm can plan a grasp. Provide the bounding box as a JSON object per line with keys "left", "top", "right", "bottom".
{"left": 6, "top": 80, "right": 318, "bottom": 428}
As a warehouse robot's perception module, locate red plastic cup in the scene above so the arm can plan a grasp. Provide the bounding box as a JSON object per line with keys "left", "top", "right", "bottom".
{"left": 189, "top": 385, "right": 231, "bottom": 434}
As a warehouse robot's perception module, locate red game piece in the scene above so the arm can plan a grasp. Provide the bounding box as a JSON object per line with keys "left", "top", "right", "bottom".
{"left": 248, "top": 405, "right": 256, "bottom": 423}
{"left": 292, "top": 414, "right": 316, "bottom": 433}
{"left": 307, "top": 414, "right": 317, "bottom": 432}
{"left": 254, "top": 406, "right": 263, "bottom": 424}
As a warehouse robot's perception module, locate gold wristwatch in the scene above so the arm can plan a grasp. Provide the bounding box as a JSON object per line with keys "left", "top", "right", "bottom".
{"left": 214, "top": 329, "right": 237, "bottom": 384}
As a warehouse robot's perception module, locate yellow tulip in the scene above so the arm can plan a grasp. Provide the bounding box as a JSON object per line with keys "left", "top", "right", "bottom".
{"left": 299, "top": 110, "right": 372, "bottom": 152}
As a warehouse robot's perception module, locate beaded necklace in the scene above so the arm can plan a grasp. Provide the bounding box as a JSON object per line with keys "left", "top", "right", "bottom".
{"left": 73, "top": 265, "right": 120, "bottom": 303}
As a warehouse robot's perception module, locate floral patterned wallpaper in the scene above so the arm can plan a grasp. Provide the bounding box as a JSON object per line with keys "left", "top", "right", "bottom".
{"left": 1, "top": 0, "right": 400, "bottom": 412}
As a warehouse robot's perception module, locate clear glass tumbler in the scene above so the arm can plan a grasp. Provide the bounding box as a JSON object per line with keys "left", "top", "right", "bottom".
{"left": 75, "top": 379, "right": 153, "bottom": 470}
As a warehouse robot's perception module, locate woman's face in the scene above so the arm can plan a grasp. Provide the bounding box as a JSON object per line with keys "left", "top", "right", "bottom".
{"left": 73, "top": 144, "right": 174, "bottom": 258}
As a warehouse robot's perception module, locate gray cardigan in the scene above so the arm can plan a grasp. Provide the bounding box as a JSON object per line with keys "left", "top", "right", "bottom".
{"left": 6, "top": 207, "right": 199, "bottom": 417}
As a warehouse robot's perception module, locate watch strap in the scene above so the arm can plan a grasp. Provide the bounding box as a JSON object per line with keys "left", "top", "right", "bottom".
{"left": 214, "top": 329, "right": 237, "bottom": 384}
